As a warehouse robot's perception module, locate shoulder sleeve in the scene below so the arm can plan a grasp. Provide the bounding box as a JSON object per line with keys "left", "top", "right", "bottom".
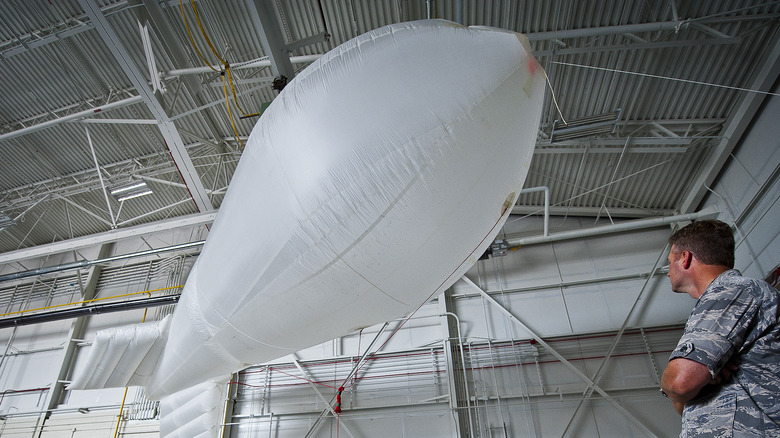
{"left": 669, "top": 277, "right": 759, "bottom": 377}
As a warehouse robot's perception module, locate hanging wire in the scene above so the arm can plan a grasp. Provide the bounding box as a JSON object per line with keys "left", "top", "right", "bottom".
{"left": 541, "top": 63, "right": 568, "bottom": 126}
{"left": 550, "top": 60, "right": 780, "bottom": 97}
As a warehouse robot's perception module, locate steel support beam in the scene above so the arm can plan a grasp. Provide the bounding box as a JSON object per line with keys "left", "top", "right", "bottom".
{"left": 0, "top": 211, "right": 216, "bottom": 265}
{"left": 248, "top": 0, "right": 295, "bottom": 81}
{"left": 533, "top": 35, "right": 740, "bottom": 58}
{"left": 78, "top": 0, "right": 213, "bottom": 213}
{"left": 133, "top": 0, "right": 231, "bottom": 151}
{"left": 0, "top": 96, "right": 143, "bottom": 143}
{"left": 0, "top": 237, "right": 201, "bottom": 283}
{"left": 0, "top": 294, "right": 179, "bottom": 329}
{"left": 542, "top": 137, "right": 694, "bottom": 146}
{"left": 461, "top": 276, "right": 659, "bottom": 437}
{"left": 679, "top": 38, "right": 780, "bottom": 213}
{"left": 437, "top": 291, "right": 473, "bottom": 437}
{"left": 165, "top": 54, "right": 321, "bottom": 78}
{"left": 1, "top": 22, "right": 95, "bottom": 58}
{"left": 524, "top": 14, "right": 777, "bottom": 42}
{"left": 34, "top": 243, "right": 112, "bottom": 436}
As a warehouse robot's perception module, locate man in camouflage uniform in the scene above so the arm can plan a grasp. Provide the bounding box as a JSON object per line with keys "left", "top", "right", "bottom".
{"left": 661, "top": 219, "right": 779, "bottom": 437}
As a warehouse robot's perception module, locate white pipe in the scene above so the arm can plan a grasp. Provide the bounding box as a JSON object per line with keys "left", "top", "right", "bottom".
{"left": 0, "top": 95, "right": 144, "bottom": 142}
{"left": 0, "top": 211, "right": 217, "bottom": 265}
{"left": 0, "top": 240, "right": 204, "bottom": 283}
{"left": 519, "top": 187, "right": 550, "bottom": 236}
{"left": 506, "top": 206, "right": 719, "bottom": 247}
{"left": 164, "top": 54, "right": 322, "bottom": 78}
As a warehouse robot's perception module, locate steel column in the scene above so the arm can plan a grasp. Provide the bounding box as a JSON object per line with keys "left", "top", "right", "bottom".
{"left": 33, "top": 243, "right": 112, "bottom": 436}
{"left": 249, "top": 0, "right": 295, "bottom": 81}
{"left": 437, "top": 290, "right": 473, "bottom": 436}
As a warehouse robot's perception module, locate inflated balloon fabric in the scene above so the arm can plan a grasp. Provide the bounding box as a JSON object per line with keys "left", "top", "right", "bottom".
{"left": 146, "top": 19, "right": 545, "bottom": 399}
{"left": 69, "top": 19, "right": 546, "bottom": 402}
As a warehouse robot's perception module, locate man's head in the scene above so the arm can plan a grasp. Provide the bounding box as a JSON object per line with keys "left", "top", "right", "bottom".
{"left": 668, "top": 219, "right": 735, "bottom": 269}
{"left": 666, "top": 219, "right": 734, "bottom": 297}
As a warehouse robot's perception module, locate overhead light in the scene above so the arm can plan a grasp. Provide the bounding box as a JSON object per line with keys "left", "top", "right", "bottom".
{"left": 0, "top": 212, "right": 15, "bottom": 230}
{"left": 78, "top": 407, "right": 90, "bottom": 414}
{"left": 110, "top": 181, "right": 153, "bottom": 202}
{"left": 551, "top": 110, "right": 621, "bottom": 142}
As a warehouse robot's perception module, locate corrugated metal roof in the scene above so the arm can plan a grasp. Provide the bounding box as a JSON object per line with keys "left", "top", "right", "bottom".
{"left": 0, "top": 0, "right": 778, "bottom": 255}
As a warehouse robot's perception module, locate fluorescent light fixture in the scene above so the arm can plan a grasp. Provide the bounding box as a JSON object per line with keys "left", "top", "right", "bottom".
{"left": 110, "top": 181, "right": 147, "bottom": 195}
{"left": 0, "top": 212, "right": 15, "bottom": 230}
{"left": 110, "top": 181, "right": 153, "bottom": 202}
{"left": 551, "top": 110, "right": 621, "bottom": 142}
{"left": 116, "top": 189, "right": 153, "bottom": 202}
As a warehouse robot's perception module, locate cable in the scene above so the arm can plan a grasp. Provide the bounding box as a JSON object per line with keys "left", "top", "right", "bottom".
{"left": 187, "top": 0, "right": 261, "bottom": 118}
{"left": 178, "top": 0, "right": 218, "bottom": 73}
{"left": 178, "top": 0, "right": 261, "bottom": 145}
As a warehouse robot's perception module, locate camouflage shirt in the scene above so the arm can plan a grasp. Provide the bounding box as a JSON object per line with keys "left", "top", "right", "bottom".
{"left": 670, "top": 269, "right": 780, "bottom": 437}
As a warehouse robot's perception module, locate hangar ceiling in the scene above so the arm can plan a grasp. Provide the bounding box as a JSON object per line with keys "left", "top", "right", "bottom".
{"left": 0, "top": 0, "right": 778, "bottom": 260}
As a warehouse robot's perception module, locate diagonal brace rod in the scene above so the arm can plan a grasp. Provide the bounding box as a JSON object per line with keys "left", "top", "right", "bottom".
{"left": 561, "top": 241, "right": 670, "bottom": 435}
{"left": 292, "top": 355, "right": 355, "bottom": 438}
{"left": 461, "top": 276, "right": 657, "bottom": 438}
{"left": 304, "top": 322, "right": 390, "bottom": 438}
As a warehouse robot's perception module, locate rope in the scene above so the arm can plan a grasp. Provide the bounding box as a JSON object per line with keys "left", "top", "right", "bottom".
{"left": 541, "top": 60, "right": 568, "bottom": 126}
{"left": 334, "top": 386, "right": 344, "bottom": 414}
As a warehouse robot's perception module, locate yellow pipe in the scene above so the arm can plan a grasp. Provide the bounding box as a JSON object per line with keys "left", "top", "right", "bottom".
{"left": 0, "top": 285, "right": 184, "bottom": 318}
{"left": 113, "top": 387, "right": 129, "bottom": 438}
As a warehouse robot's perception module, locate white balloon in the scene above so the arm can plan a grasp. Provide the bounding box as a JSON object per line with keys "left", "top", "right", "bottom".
{"left": 71, "top": 19, "right": 546, "bottom": 402}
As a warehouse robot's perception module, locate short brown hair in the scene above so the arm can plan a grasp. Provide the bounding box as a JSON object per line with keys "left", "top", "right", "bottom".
{"left": 668, "top": 219, "right": 734, "bottom": 268}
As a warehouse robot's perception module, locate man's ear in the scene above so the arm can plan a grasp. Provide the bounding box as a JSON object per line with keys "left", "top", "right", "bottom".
{"left": 681, "top": 250, "right": 693, "bottom": 269}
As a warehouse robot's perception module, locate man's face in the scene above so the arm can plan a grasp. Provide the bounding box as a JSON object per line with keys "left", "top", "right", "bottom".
{"left": 667, "top": 246, "right": 685, "bottom": 293}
